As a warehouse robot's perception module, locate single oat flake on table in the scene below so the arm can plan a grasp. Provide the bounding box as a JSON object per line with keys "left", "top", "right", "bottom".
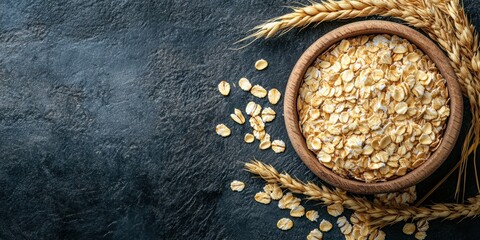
{"left": 217, "top": 80, "right": 230, "bottom": 96}
{"left": 319, "top": 219, "right": 333, "bottom": 232}
{"left": 244, "top": 133, "right": 255, "bottom": 143}
{"left": 297, "top": 34, "right": 450, "bottom": 182}
{"left": 268, "top": 88, "right": 281, "bottom": 105}
{"left": 306, "top": 229, "right": 323, "bottom": 240}
{"left": 255, "top": 59, "right": 268, "bottom": 70}
{"left": 250, "top": 84, "right": 267, "bottom": 98}
{"left": 305, "top": 210, "right": 319, "bottom": 222}
{"left": 289, "top": 205, "right": 305, "bottom": 217}
{"left": 254, "top": 191, "right": 271, "bottom": 204}
{"left": 239, "top": 77, "right": 252, "bottom": 91}
{"left": 276, "top": 218, "right": 293, "bottom": 231}
{"left": 230, "top": 108, "right": 245, "bottom": 125}
{"left": 215, "top": 124, "right": 231, "bottom": 137}
{"left": 230, "top": 180, "right": 245, "bottom": 192}
{"left": 263, "top": 183, "right": 283, "bottom": 200}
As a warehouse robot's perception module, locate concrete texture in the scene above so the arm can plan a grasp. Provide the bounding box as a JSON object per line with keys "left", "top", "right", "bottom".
{"left": 0, "top": 0, "right": 480, "bottom": 239}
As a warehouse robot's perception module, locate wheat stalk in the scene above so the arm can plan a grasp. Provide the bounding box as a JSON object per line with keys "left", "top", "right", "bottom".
{"left": 243, "top": 0, "right": 480, "bottom": 201}
{"left": 245, "top": 160, "right": 480, "bottom": 228}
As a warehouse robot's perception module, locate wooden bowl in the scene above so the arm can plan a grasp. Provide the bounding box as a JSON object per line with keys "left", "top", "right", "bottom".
{"left": 284, "top": 20, "right": 463, "bottom": 194}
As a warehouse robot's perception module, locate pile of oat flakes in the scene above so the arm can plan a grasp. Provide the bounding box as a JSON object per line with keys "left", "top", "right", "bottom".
{"left": 298, "top": 34, "right": 450, "bottom": 182}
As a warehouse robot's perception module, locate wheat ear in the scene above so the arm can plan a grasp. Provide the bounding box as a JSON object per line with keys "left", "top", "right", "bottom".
{"left": 245, "top": 160, "right": 480, "bottom": 228}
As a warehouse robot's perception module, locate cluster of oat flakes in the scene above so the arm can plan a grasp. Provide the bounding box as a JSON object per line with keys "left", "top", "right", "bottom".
{"left": 231, "top": 180, "right": 336, "bottom": 238}
{"left": 230, "top": 179, "right": 424, "bottom": 240}
{"left": 216, "top": 59, "right": 286, "bottom": 153}
{"left": 232, "top": 178, "right": 427, "bottom": 240}
{"left": 298, "top": 34, "right": 450, "bottom": 182}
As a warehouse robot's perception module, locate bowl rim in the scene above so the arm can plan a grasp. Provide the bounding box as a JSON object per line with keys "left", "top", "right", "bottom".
{"left": 284, "top": 20, "right": 463, "bottom": 194}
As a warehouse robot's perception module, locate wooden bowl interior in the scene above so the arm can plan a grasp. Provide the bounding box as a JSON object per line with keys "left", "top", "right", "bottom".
{"left": 284, "top": 20, "right": 463, "bottom": 194}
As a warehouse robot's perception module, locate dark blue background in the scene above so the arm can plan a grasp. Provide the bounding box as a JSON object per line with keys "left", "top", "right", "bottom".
{"left": 0, "top": 0, "right": 479, "bottom": 239}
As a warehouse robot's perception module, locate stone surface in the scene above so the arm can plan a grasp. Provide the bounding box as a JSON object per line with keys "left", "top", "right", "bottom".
{"left": 0, "top": 0, "right": 479, "bottom": 239}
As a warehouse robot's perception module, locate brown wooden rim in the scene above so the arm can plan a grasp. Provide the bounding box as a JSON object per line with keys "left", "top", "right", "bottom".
{"left": 284, "top": 20, "right": 463, "bottom": 194}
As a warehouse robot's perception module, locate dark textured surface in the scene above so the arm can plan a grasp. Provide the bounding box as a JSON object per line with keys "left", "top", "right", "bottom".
{"left": 1, "top": 0, "right": 480, "bottom": 239}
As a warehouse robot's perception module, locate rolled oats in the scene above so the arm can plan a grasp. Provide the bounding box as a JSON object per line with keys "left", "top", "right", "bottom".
{"left": 218, "top": 80, "right": 230, "bottom": 96}
{"left": 254, "top": 192, "right": 271, "bottom": 204}
{"left": 215, "top": 124, "right": 231, "bottom": 137}
{"left": 414, "top": 231, "right": 427, "bottom": 240}
{"left": 246, "top": 101, "right": 262, "bottom": 116}
{"left": 307, "top": 229, "right": 323, "bottom": 240}
{"left": 230, "top": 180, "right": 245, "bottom": 192}
{"left": 271, "top": 140, "right": 286, "bottom": 153}
{"left": 416, "top": 219, "right": 429, "bottom": 232}
{"left": 244, "top": 133, "right": 255, "bottom": 143}
{"left": 255, "top": 59, "right": 268, "bottom": 70}
{"left": 277, "top": 218, "right": 293, "bottom": 231}
{"left": 337, "top": 216, "right": 353, "bottom": 235}
{"left": 319, "top": 219, "right": 333, "bottom": 232}
{"left": 253, "top": 129, "right": 266, "bottom": 140}
{"left": 306, "top": 210, "right": 319, "bottom": 222}
{"left": 268, "top": 88, "right": 281, "bottom": 105}
{"left": 402, "top": 223, "right": 416, "bottom": 235}
{"left": 249, "top": 116, "right": 265, "bottom": 131}
{"left": 239, "top": 77, "right": 252, "bottom": 91}
{"left": 261, "top": 107, "right": 276, "bottom": 122}
{"left": 259, "top": 137, "right": 271, "bottom": 150}
{"left": 264, "top": 183, "right": 283, "bottom": 200}
{"left": 298, "top": 34, "right": 450, "bottom": 182}
{"left": 326, "top": 203, "right": 344, "bottom": 217}
{"left": 290, "top": 205, "right": 305, "bottom": 217}
{"left": 230, "top": 108, "right": 245, "bottom": 124}
{"left": 278, "top": 192, "right": 301, "bottom": 209}
{"left": 251, "top": 85, "right": 267, "bottom": 98}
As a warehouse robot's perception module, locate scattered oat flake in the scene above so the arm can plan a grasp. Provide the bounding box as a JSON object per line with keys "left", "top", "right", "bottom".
{"left": 255, "top": 59, "right": 268, "bottom": 70}
{"left": 230, "top": 108, "right": 245, "bottom": 125}
{"left": 218, "top": 80, "right": 230, "bottom": 96}
{"left": 319, "top": 219, "right": 333, "bottom": 232}
{"left": 326, "top": 203, "right": 343, "bottom": 217}
{"left": 254, "top": 192, "right": 271, "bottom": 204}
{"left": 239, "top": 77, "right": 252, "bottom": 91}
{"left": 259, "top": 138, "right": 271, "bottom": 150}
{"left": 215, "top": 124, "right": 231, "bottom": 137}
{"left": 278, "top": 192, "right": 300, "bottom": 209}
{"left": 306, "top": 229, "right": 323, "bottom": 240}
{"left": 249, "top": 116, "right": 265, "bottom": 131}
{"left": 264, "top": 183, "right": 283, "bottom": 200}
{"left": 261, "top": 107, "right": 276, "bottom": 123}
{"left": 416, "top": 219, "right": 429, "bottom": 232}
{"left": 276, "top": 218, "right": 293, "bottom": 231}
{"left": 290, "top": 205, "right": 305, "bottom": 218}
{"left": 268, "top": 88, "right": 281, "bottom": 105}
{"left": 230, "top": 180, "right": 245, "bottom": 192}
{"left": 402, "top": 223, "right": 416, "bottom": 235}
{"left": 251, "top": 85, "right": 267, "bottom": 98}
{"left": 253, "top": 129, "right": 266, "bottom": 140}
{"left": 244, "top": 133, "right": 255, "bottom": 143}
{"left": 305, "top": 210, "right": 319, "bottom": 222}
{"left": 271, "top": 140, "right": 286, "bottom": 153}
{"left": 414, "top": 231, "right": 427, "bottom": 240}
